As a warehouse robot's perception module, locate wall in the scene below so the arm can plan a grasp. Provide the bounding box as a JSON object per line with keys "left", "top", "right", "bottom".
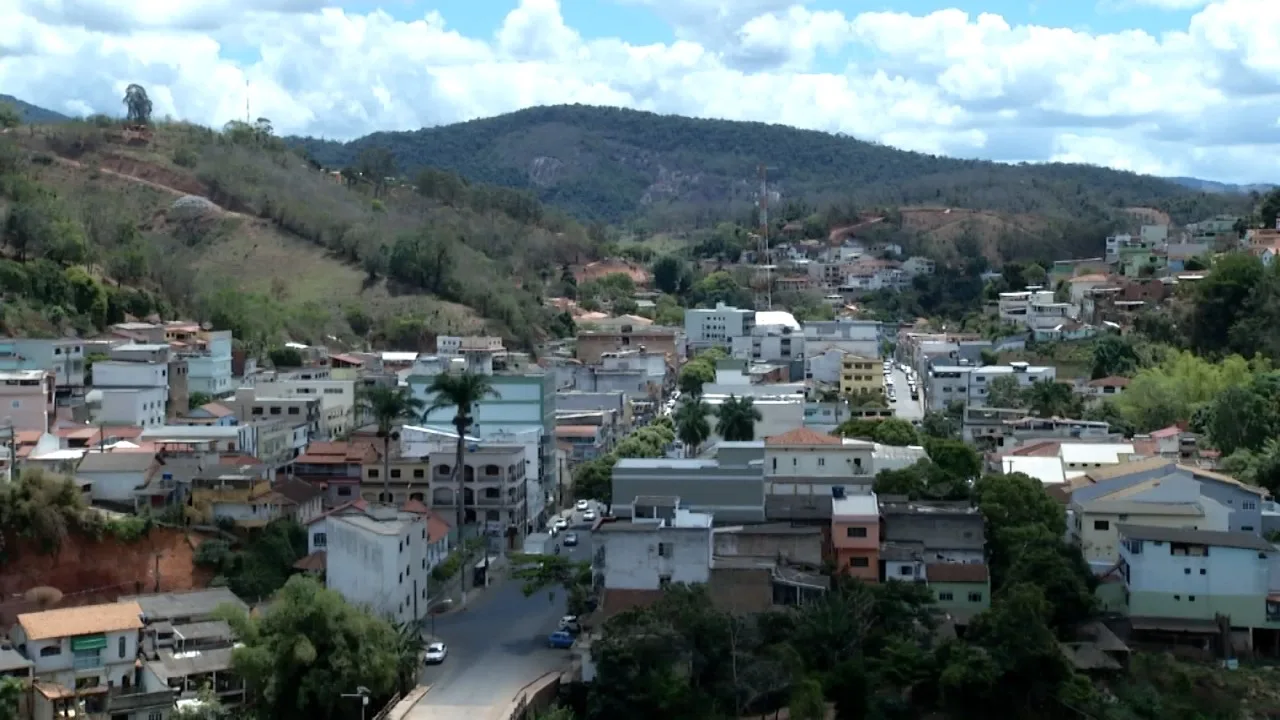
{"left": 86, "top": 470, "right": 150, "bottom": 504}
{"left": 99, "top": 387, "right": 167, "bottom": 427}
{"left": 94, "top": 361, "right": 167, "bottom": 388}
{"left": 612, "top": 462, "right": 765, "bottom": 522}
{"left": 765, "top": 446, "right": 874, "bottom": 479}
{"left": 325, "top": 516, "right": 430, "bottom": 625}
{"left": 832, "top": 516, "right": 879, "bottom": 580}
{"left": 1074, "top": 506, "right": 1221, "bottom": 564}
{"left": 20, "top": 628, "right": 138, "bottom": 688}
{"left": 0, "top": 383, "right": 50, "bottom": 432}
{"left": 1122, "top": 540, "right": 1270, "bottom": 627}
{"left": 932, "top": 581, "right": 991, "bottom": 616}
{"left": 600, "top": 527, "right": 711, "bottom": 590}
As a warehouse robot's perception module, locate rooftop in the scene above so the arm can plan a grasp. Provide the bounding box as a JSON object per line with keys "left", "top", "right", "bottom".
{"left": 832, "top": 492, "right": 879, "bottom": 518}
{"left": 926, "top": 563, "right": 990, "bottom": 583}
{"left": 140, "top": 425, "right": 242, "bottom": 440}
{"left": 19, "top": 601, "right": 144, "bottom": 641}
{"left": 0, "top": 369, "right": 48, "bottom": 381}
{"left": 615, "top": 458, "right": 721, "bottom": 470}
{"left": 765, "top": 427, "right": 841, "bottom": 446}
{"left": 122, "top": 588, "right": 248, "bottom": 621}
{"left": 1060, "top": 443, "right": 1135, "bottom": 465}
{"left": 151, "top": 646, "right": 235, "bottom": 679}
{"left": 1117, "top": 524, "right": 1275, "bottom": 552}
{"left": 332, "top": 509, "right": 423, "bottom": 536}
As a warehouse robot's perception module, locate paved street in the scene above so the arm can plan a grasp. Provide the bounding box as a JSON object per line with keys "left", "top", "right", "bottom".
{"left": 889, "top": 365, "right": 924, "bottom": 422}
{"left": 407, "top": 510, "right": 595, "bottom": 720}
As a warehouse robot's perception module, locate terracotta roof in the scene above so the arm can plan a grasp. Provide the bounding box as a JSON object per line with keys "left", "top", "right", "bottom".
{"left": 293, "top": 551, "right": 327, "bottom": 572}
{"left": 765, "top": 427, "right": 841, "bottom": 446}
{"left": 1069, "top": 274, "right": 1110, "bottom": 283}
{"left": 273, "top": 479, "right": 322, "bottom": 504}
{"left": 296, "top": 441, "right": 376, "bottom": 465}
{"left": 329, "top": 353, "right": 366, "bottom": 366}
{"left": 425, "top": 511, "right": 452, "bottom": 543}
{"left": 402, "top": 499, "right": 431, "bottom": 515}
{"left": 927, "top": 563, "right": 990, "bottom": 583}
{"left": 199, "top": 402, "right": 235, "bottom": 418}
{"left": 1149, "top": 425, "right": 1181, "bottom": 439}
{"left": 19, "top": 601, "right": 144, "bottom": 641}
{"left": 1008, "top": 440, "right": 1063, "bottom": 457}
{"left": 304, "top": 498, "right": 370, "bottom": 525}
{"left": 555, "top": 425, "right": 599, "bottom": 439}
{"left": 1087, "top": 376, "right": 1130, "bottom": 388}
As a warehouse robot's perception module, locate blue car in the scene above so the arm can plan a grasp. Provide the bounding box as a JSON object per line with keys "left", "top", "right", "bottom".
{"left": 548, "top": 631, "right": 575, "bottom": 649}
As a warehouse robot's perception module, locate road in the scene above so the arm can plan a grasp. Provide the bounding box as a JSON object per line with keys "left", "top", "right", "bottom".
{"left": 406, "top": 508, "right": 596, "bottom": 720}
{"left": 888, "top": 365, "right": 924, "bottom": 422}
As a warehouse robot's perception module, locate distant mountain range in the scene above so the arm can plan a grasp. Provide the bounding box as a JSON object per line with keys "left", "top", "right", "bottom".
{"left": 1163, "top": 177, "right": 1275, "bottom": 195}
{"left": 0, "top": 94, "right": 70, "bottom": 124}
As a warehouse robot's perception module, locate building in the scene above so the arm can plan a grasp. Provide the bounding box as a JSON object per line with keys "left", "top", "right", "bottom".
{"left": 831, "top": 492, "right": 879, "bottom": 580}
{"left": 802, "top": 320, "right": 881, "bottom": 360}
{"left": 963, "top": 405, "right": 1117, "bottom": 450}
{"left": 838, "top": 355, "right": 881, "bottom": 400}
{"left": 322, "top": 507, "right": 432, "bottom": 625}
{"left": 0, "top": 338, "right": 85, "bottom": 397}
{"left": 76, "top": 451, "right": 160, "bottom": 505}
{"left": 764, "top": 428, "right": 875, "bottom": 521}
{"left": 96, "top": 387, "right": 168, "bottom": 428}
{"left": 11, "top": 601, "right": 175, "bottom": 720}
{"left": 997, "top": 289, "right": 1074, "bottom": 332}
{"left": 248, "top": 374, "right": 358, "bottom": 439}
{"left": 293, "top": 441, "right": 378, "bottom": 506}
{"left": 436, "top": 336, "right": 504, "bottom": 357}
{"left": 880, "top": 499, "right": 986, "bottom": 565}
{"left": 685, "top": 303, "right": 756, "bottom": 349}
{"left": 226, "top": 387, "right": 323, "bottom": 443}
{"left": 926, "top": 563, "right": 991, "bottom": 623}
{"left": 594, "top": 496, "right": 714, "bottom": 591}
{"left": 612, "top": 455, "right": 766, "bottom": 523}
{"left": 925, "top": 363, "right": 1056, "bottom": 411}
{"left": 0, "top": 370, "right": 55, "bottom": 432}
{"left": 1071, "top": 497, "right": 1225, "bottom": 565}
{"left": 1117, "top": 525, "right": 1278, "bottom": 636}
{"left": 173, "top": 329, "right": 233, "bottom": 398}
{"left": 140, "top": 425, "right": 256, "bottom": 457}
{"left": 576, "top": 326, "right": 681, "bottom": 365}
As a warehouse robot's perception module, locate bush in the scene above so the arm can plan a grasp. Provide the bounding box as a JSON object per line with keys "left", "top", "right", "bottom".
{"left": 105, "top": 515, "right": 150, "bottom": 543}
{"left": 195, "top": 539, "right": 233, "bottom": 569}
{"left": 172, "top": 147, "right": 199, "bottom": 168}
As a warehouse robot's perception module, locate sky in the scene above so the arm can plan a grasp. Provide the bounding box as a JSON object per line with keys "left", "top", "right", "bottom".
{"left": 2, "top": 0, "right": 1279, "bottom": 183}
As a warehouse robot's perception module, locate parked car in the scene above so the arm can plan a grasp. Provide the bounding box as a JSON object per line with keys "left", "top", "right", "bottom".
{"left": 548, "top": 631, "right": 575, "bottom": 649}
{"left": 559, "top": 615, "right": 581, "bottom": 633}
{"left": 583, "top": 510, "right": 597, "bottom": 521}
{"left": 553, "top": 517, "right": 569, "bottom": 532}
{"left": 424, "top": 642, "right": 448, "bottom": 664}
{"left": 575, "top": 499, "right": 589, "bottom": 511}
{"left": 563, "top": 532, "right": 579, "bottom": 547}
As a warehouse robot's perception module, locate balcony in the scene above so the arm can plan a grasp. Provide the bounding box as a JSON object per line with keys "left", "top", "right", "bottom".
{"left": 107, "top": 686, "right": 178, "bottom": 714}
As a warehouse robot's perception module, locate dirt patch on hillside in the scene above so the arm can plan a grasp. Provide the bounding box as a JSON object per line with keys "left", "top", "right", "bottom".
{"left": 0, "top": 527, "right": 215, "bottom": 624}
{"left": 1122, "top": 207, "right": 1172, "bottom": 227}
{"left": 899, "top": 207, "right": 1052, "bottom": 263}
{"left": 95, "top": 154, "right": 208, "bottom": 198}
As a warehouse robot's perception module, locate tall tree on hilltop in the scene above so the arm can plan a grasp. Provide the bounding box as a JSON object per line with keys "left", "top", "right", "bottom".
{"left": 424, "top": 371, "right": 499, "bottom": 588}
{"left": 356, "top": 386, "right": 425, "bottom": 503}
{"left": 123, "top": 84, "right": 152, "bottom": 125}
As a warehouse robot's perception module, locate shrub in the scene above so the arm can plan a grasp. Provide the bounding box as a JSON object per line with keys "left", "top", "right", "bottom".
{"left": 195, "top": 539, "right": 233, "bottom": 569}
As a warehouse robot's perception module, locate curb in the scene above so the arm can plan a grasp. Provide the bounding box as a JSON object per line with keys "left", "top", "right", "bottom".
{"left": 387, "top": 685, "right": 430, "bottom": 720}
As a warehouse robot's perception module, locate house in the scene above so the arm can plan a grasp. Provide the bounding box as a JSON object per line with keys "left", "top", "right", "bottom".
{"left": 0, "top": 338, "right": 86, "bottom": 397}
{"left": 300, "top": 500, "right": 452, "bottom": 579}
{"left": 611, "top": 457, "right": 766, "bottom": 523}
{"left": 1082, "top": 376, "right": 1130, "bottom": 400}
{"left": 764, "top": 428, "right": 876, "bottom": 521}
{"left": 925, "top": 363, "right": 1056, "bottom": 412}
{"left": 575, "top": 326, "right": 681, "bottom": 365}
{"left": 880, "top": 499, "right": 986, "bottom": 565}
{"left": 1116, "top": 525, "right": 1279, "bottom": 643}
{"left": 0, "top": 370, "right": 55, "bottom": 432}
{"left": 140, "top": 425, "right": 255, "bottom": 456}
{"left": 593, "top": 497, "right": 714, "bottom": 591}
{"left": 927, "top": 563, "right": 991, "bottom": 623}
{"left": 685, "top": 303, "right": 756, "bottom": 349}
{"left": 1070, "top": 459, "right": 1268, "bottom": 535}
{"left": 178, "top": 402, "right": 237, "bottom": 426}
{"left": 11, "top": 602, "right": 175, "bottom": 720}
{"left": 838, "top": 355, "right": 881, "bottom": 400}
{"left": 1070, "top": 495, "right": 1226, "bottom": 566}
{"left": 209, "top": 478, "right": 323, "bottom": 528}
{"left": 321, "top": 507, "right": 433, "bottom": 625}
{"left": 75, "top": 450, "right": 160, "bottom": 505}
{"left": 249, "top": 374, "right": 358, "bottom": 439}
{"left": 292, "top": 440, "right": 378, "bottom": 506}
{"left": 831, "top": 492, "right": 879, "bottom": 580}
{"left": 123, "top": 589, "right": 248, "bottom": 707}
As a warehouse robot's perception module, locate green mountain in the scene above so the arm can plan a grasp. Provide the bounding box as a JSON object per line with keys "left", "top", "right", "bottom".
{"left": 292, "top": 105, "right": 1248, "bottom": 225}
{"left": 0, "top": 95, "right": 70, "bottom": 124}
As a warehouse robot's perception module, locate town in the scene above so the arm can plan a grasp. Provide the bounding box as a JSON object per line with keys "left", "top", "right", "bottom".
{"left": 0, "top": 200, "right": 1277, "bottom": 720}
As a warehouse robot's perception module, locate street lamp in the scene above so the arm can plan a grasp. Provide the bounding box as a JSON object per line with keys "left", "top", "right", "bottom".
{"left": 341, "top": 687, "right": 371, "bottom": 720}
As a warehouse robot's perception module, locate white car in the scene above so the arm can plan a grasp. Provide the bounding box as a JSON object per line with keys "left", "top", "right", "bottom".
{"left": 424, "top": 642, "right": 447, "bottom": 664}
{"left": 553, "top": 517, "right": 569, "bottom": 532}
{"left": 583, "top": 510, "right": 597, "bottom": 521}
{"left": 575, "top": 499, "right": 589, "bottom": 511}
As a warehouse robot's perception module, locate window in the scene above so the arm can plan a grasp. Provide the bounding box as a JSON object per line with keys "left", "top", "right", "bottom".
{"left": 398, "top": 573, "right": 403, "bottom": 583}
{"left": 414, "top": 469, "right": 425, "bottom": 479}
{"left": 898, "top": 566, "right": 914, "bottom": 576}
{"left": 269, "top": 406, "right": 281, "bottom": 415}
{"left": 657, "top": 542, "right": 673, "bottom": 558}
{"left": 850, "top": 557, "right": 869, "bottom": 568}
{"left": 1200, "top": 568, "right": 1206, "bottom": 575}
{"left": 937, "top": 592, "right": 954, "bottom": 601}
{"left": 1244, "top": 501, "right": 1258, "bottom": 510}
{"left": 313, "top": 532, "right": 327, "bottom": 548}
{"left": 118, "top": 636, "right": 127, "bottom": 658}
{"left": 968, "top": 592, "right": 983, "bottom": 602}
{"left": 288, "top": 407, "right": 300, "bottom": 415}
{"left": 368, "top": 469, "right": 380, "bottom": 478}
{"left": 818, "top": 458, "right": 825, "bottom": 467}
{"left": 846, "top": 526, "right": 867, "bottom": 538}
{"left": 149, "top": 713, "right": 163, "bottom": 720}
{"left": 40, "top": 645, "right": 61, "bottom": 657}
{"left": 1189, "top": 595, "right": 1196, "bottom": 601}
{"left": 1093, "top": 520, "right": 1110, "bottom": 531}
{"left": 337, "top": 486, "right": 352, "bottom": 497}
{"left": 658, "top": 574, "right": 672, "bottom": 588}
{"left": 406, "top": 565, "right": 410, "bottom": 577}
{"left": 1242, "top": 526, "right": 1255, "bottom": 532}
{"left": 391, "top": 469, "right": 402, "bottom": 479}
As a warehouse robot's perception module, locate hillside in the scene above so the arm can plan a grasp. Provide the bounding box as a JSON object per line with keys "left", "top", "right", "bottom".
{"left": 1165, "top": 176, "right": 1275, "bottom": 195}
{"left": 0, "top": 118, "right": 595, "bottom": 349}
{"left": 293, "top": 105, "right": 1250, "bottom": 226}
{"left": 0, "top": 94, "right": 70, "bottom": 124}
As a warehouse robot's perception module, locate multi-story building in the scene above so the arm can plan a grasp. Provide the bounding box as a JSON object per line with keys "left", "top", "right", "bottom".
{"left": 764, "top": 428, "right": 875, "bottom": 521}
{"left": 832, "top": 492, "right": 879, "bottom": 580}
{"left": 593, "top": 496, "right": 713, "bottom": 592}
{"left": 925, "top": 362, "right": 1056, "bottom": 411}
{"left": 802, "top": 320, "right": 881, "bottom": 360}
{"left": 0, "top": 369, "right": 55, "bottom": 432}
{"left": 685, "top": 303, "right": 755, "bottom": 349}
{"left": 293, "top": 440, "right": 378, "bottom": 506}
{"left": 140, "top": 425, "right": 256, "bottom": 457}
{"left": 169, "top": 327, "right": 233, "bottom": 398}
{"left": 838, "top": 355, "right": 881, "bottom": 401}
{"left": 961, "top": 405, "right": 1116, "bottom": 449}
{"left": 11, "top": 602, "right": 175, "bottom": 720}
{"left": 576, "top": 326, "right": 681, "bottom": 365}
{"left": 612, "top": 444, "right": 767, "bottom": 523}
{"left": 0, "top": 338, "right": 85, "bottom": 398}
{"left": 248, "top": 374, "right": 357, "bottom": 439}
{"left": 323, "top": 507, "right": 432, "bottom": 625}
{"left": 436, "top": 336, "right": 504, "bottom": 357}
{"left": 97, "top": 387, "right": 168, "bottom": 428}
{"left": 227, "top": 387, "right": 323, "bottom": 443}
{"left": 880, "top": 499, "right": 986, "bottom": 565}
{"left": 926, "top": 563, "right": 991, "bottom": 623}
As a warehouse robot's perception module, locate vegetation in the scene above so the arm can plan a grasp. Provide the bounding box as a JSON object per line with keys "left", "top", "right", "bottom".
{"left": 572, "top": 422, "right": 676, "bottom": 511}
{"left": 293, "top": 105, "right": 1248, "bottom": 229}
{"left": 714, "top": 395, "right": 762, "bottom": 442}
{"left": 357, "top": 385, "right": 426, "bottom": 499}
{"left": 510, "top": 552, "right": 594, "bottom": 615}
{"left": 193, "top": 519, "right": 308, "bottom": 600}
{"left": 220, "top": 575, "right": 404, "bottom": 720}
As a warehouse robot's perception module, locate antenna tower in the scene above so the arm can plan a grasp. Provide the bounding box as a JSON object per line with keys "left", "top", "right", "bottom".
{"left": 757, "top": 164, "right": 773, "bottom": 310}
{"left": 245, "top": 79, "right": 250, "bottom": 124}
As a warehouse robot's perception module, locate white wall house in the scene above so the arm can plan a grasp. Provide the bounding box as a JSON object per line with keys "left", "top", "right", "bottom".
{"left": 251, "top": 375, "right": 358, "bottom": 439}
{"left": 94, "top": 360, "right": 168, "bottom": 390}
{"left": 0, "top": 338, "right": 85, "bottom": 394}
{"left": 0, "top": 369, "right": 54, "bottom": 432}
{"left": 97, "top": 387, "right": 168, "bottom": 427}
{"left": 926, "top": 363, "right": 1056, "bottom": 411}
{"left": 183, "top": 331, "right": 234, "bottom": 397}
{"left": 685, "top": 303, "right": 755, "bottom": 348}
{"left": 324, "top": 509, "right": 432, "bottom": 625}
{"left": 140, "top": 425, "right": 256, "bottom": 456}
{"left": 593, "top": 498, "right": 713, "bottom": 591}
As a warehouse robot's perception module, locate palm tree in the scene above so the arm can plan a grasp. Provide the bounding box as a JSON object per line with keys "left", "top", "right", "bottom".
{"left": 715, "top": 394, "right": 761, "bottom": 442}
{"left": 356, "top": 386, "right": 425, "bottom": 503}
{"left": 674, "top": 396, "right": 712, "bottom": 457}
{"left": 424, "top": 371, "right": 499, "bottom": 586}
{"left": 391, "top": 619, "right": 426, "bottom": 694}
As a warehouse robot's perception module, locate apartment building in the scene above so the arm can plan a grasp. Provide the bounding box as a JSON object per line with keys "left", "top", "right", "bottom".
{"left": 685, "top": 303, "right": 755, "bottom": 349}
{"left": 925, "top": 362, "right": 1056, "bottom": 411}
{"left": 838, "top": 355, "right": 880, "bottom": 400}
{"left": 593, "top": 497, "right": 714, "bottom": 591}
{"left": 249, "top": 373, "right": 358, "bottom": 438}
{"left": 322, "top": 507, "right": 432, "bottom": 625}
{"left": 576, "top": 326, "right": 681, "bottom": 365}
{"left": 0, "top": 370, "right": 55, "bottom": 432}
{"left": 0, "top": 338, "right": 85, "bottom": 397}
{"left": 832, "top": 492, "right": 879, "bottom": 581}
{"left": 764, "top": 428, "right": 875, "bottom": 521}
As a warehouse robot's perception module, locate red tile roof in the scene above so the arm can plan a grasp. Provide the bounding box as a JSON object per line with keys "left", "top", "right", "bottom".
{"left": 1087, "top": 376, "right": 1131, "bottom": 388}
{"left": 199, "top": 402, "right": 235, "bottom": 418}
{"left": 765, "top": 427, "right": 841, "bottom": 446}
{"left": 294, "top": 551, "right": 326, "bottom": 571}
{"left": 927, "top": 563, "right": 989, "bottom": 583}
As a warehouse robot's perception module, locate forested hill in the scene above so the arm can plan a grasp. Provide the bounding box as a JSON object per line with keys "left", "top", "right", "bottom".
{"left": 291, "top": 104, "right": 1248, "bottom": 225}
{"left": 0, "top": 95, "right": 70, "bottom": 124}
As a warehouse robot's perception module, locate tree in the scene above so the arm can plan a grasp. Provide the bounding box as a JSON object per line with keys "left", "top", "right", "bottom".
{"left": 919, "top": 411, "right": 957, "bottom": 439}
{"left": 678, "top": 358, "right": 715, "bottom": 396}
{"left": 1204, "top": 373, "right": 1280, "bottom": 455}
{"left": 1023, "top": 381, "right": 1082, "bottom": 418}
{"left": 510, "top": 553, "right": 594, "bottom": 615}
{"left": 1115, "top": 351, "right": 1262, "bottom": 432}
{"left": 392, "top": 620, "right": 426, "bottom": 694}
{"left": 871, "top": 417, "right": 917, "bottom": 446}
{"left": 788, "top": 677, "right": 826, "bottom": 720}
{"left": 357, "top": 386, "right": 426, "bottom": 502}
{"left": 0, "top": 103, "right": 19, "bottom": 130}
{"left": 573, "top": 456, "right": 616, "bottom": 511}
{"left": 219, "top": 576, "right": 399, "bottom": 720}
{"left": 358, "top": 146, "right": 397, "bottom": 198}
{"left": 423, "top": 371, "right": 499, "bottom": 587}
{"left": 1188, "top": 252, "right": 1265, "bottom": 357}
{"left": 123, "top": 83, "right": 153, "bottom": 125}
{"left": 924, "top": 438, "right": 981, "bottom": 487}
{"left": 715, "top": 395, "right": 761, "bottom": 441}
{"left": 985, "top": 374, "right": 1025, "bottom": 409}
{"left": 674, "top": 396, "right": 712, "bottom": 456}
{"left": 972, "top": 472, "right": 1067, "bottom": 583}
{"left": 1090, "top": 335, "right": 1141, "bottom": 379}
{"left": 651, "top": 256, "right": 688, "bottom": 295}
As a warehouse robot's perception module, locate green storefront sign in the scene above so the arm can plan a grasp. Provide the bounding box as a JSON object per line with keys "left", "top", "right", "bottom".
{"left": 70, "top": 634, "right": 107, "bottom": 651}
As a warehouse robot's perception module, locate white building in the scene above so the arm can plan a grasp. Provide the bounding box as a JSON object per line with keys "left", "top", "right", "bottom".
{"left": 685, "top": 303, "right": 755, "bottom": 348}
{"left": 323, "top": 508, "right": 432, "bottom": 625}
{"left": 97, "top": 387, "right": 168, "bottom": 428}
{"left": 0, "top": 369, "right": 54, "bottom": 432}
{"left": 593, "top": 496, "right": 713, "bottom": 591}
{"left": 182, "top": 331, "right": 234, "bottom": 397}
{"left": 250, "top": 374, "right": 358, "bottom": 439}
{"left": 0, "top": 338, "right": 85, "bottom": 395}
{"left": 93, "top": 359, "right": 169, "bottom": 390}
{"left": 925, "top": 363, "right": 1056, "bottom": 411}
{"left": 436, "top": 336, "right": 504, "bottom": 357}
{"left": 902, "top": 256, "right": 936, "bottom": 277}
{"left": 998, "top": 290, "right": 1074, "bottom": 331}
{"left": 730, "top": 313, "right": 804, "bottom": 363}
{"left": 802, "top": 320, "right": 882, "bottom": 360}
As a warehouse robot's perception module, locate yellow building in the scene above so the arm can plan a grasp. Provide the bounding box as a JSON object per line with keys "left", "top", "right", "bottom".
{"left": 839, "top": 355, "right": 882, "bottom": 401}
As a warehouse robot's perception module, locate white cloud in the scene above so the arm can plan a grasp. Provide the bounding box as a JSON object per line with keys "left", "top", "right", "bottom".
{"left": 0, "top": 0, "right": 1279, "bottom": 183}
